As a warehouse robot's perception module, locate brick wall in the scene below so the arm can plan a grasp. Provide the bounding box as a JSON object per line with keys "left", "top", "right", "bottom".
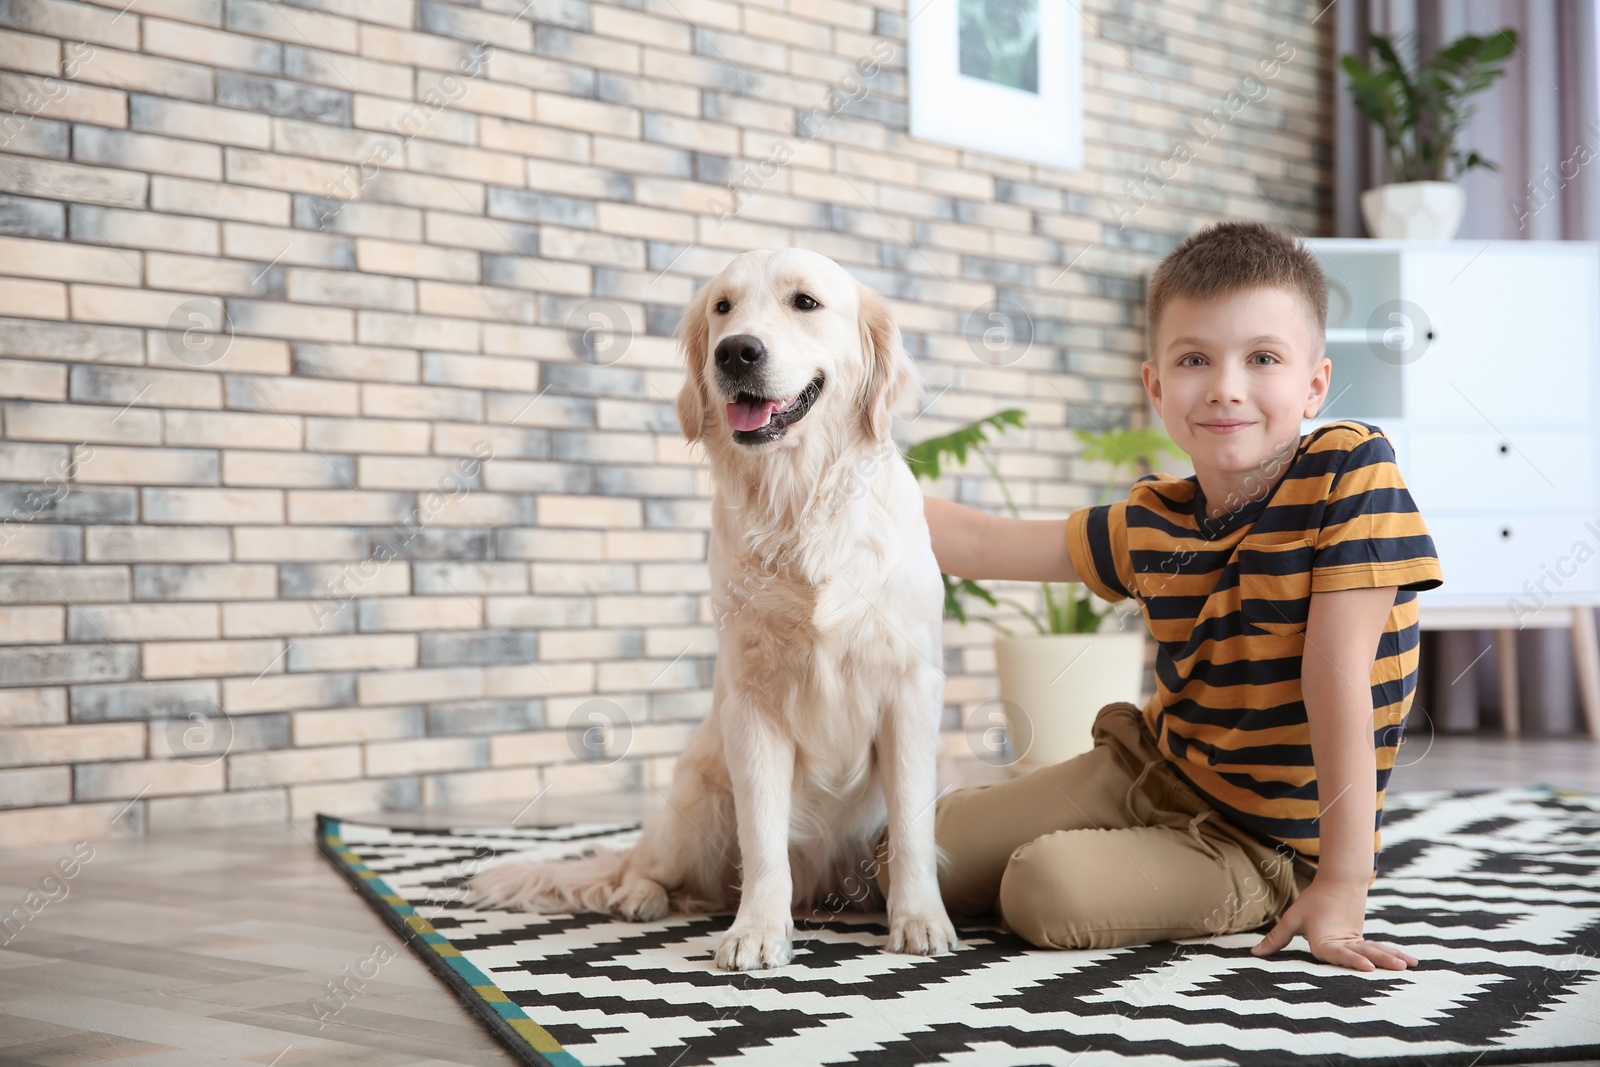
{"left": 0, "top": 0, "right": 1330, "bottom": 845}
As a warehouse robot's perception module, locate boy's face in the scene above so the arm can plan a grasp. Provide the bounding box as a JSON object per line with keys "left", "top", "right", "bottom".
{"left": 1141, "top": 285, "right": 1331, "bottom": 481}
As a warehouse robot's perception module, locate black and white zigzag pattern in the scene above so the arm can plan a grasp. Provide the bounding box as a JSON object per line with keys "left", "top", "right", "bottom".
{"left": 328, "top": 786, "right": 1600, "bottom": 1066}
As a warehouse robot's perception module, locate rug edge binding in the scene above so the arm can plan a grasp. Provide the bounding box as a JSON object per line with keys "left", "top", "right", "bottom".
{"left": 313, "top": 812, "right": 567, "bottom": 1067}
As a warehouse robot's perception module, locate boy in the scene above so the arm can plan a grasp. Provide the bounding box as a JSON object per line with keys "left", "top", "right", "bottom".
{"left": 878, "top": 220, "right": 1441, "bottom": 973}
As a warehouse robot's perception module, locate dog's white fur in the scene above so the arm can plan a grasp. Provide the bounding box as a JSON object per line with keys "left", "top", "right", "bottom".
{"left": 464, "top": 248, "right": 958, "bottom": 971}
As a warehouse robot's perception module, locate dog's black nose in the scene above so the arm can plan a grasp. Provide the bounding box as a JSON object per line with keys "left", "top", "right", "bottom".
{"left": 714, "top": 334, "right": 765, "bottom": 375}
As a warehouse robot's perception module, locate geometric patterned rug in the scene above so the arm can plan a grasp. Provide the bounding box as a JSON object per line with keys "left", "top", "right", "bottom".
{"left": 316, "top": 786, "right": 1600, "bottom": 1066}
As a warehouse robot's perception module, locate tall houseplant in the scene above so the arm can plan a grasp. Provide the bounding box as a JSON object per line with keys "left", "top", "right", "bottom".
{"left": 1341, "top": 28, "right": 1517, "bottom": 239}
{"left": 906, "top": 412, "right": 1182, "bottom": 772}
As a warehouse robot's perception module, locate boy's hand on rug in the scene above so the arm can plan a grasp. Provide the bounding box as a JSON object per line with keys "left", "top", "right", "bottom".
{"left": 1249, "top": 878, "right": 1419, "bottom": 972}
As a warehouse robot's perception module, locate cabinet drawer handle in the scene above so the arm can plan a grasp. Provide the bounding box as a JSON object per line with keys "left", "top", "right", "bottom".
{"left": 1498, "top": 442, "right": 1510, "bottom": 455}
{"left": 1500, "top": 527, "right": 1513, "bottom": 539}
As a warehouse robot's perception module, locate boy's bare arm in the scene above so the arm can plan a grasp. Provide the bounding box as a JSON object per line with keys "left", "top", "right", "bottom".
{"left": 922, "top": 495, "right": 1078, "bottom": 583}
{"left": 1251, "top": 584, "right": 1418, "bottom": 972}
{"left": 1300, "top": 585, "right": 1396, "bottom": 886}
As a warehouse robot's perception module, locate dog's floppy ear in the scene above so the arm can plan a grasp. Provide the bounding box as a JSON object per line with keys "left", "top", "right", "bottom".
{"left": 675, "top": 282, "right": 715, "bottom": 443}
{"left": 857, "top": 283, "right": 920, "bottom": 442}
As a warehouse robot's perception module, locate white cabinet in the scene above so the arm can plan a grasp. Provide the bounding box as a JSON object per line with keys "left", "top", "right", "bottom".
{"left": 1302, "top": 239, "right": 1600, "bottom": 739}
{"left": 1302, "top": 239, "right": 1600, "bottom": 608}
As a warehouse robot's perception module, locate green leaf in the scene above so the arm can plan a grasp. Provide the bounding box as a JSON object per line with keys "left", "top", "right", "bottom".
{"left": 904, "top": 408, "right": 1026, "bottom": 484}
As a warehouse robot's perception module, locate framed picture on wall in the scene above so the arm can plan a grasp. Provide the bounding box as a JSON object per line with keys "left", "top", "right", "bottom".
{"left": 909, "top": 0, "right": 1083, "bottom": 170}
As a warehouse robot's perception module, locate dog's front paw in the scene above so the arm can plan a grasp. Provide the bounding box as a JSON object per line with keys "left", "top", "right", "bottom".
{"left": 887, "top": 910, "right": 960, "bottom": 956}
{"left": 607, "top": 877, "right": 668, "bottom": 921}
{"left": 714, "top": 920, "right": 793, "bottom": 971}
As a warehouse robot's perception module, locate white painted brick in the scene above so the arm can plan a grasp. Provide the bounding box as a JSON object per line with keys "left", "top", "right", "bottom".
{"left": 366, "top": 736, "right": 485, "bottom": 776}
{"left": 536, "top": 495, "right": 642, "bottom": 528}
{"left": 303, "top": 416, "right": 431, "bottom": 455}
{"left": 360, "top": 381, "right": 482, "bottom": 420}
{"left": 165, "top": 410, "right": 304, "bottom": 451}
{"left": 0, "top": 236, "right": 142, "bottom": 287}
{"left": 85, "top": 525, "right": 230, "bottom": 562}
{"left": 223, "top": 221, "right": 352, "bottom": 269}
{"left": 0, "top": 73, "right": 127, "bottom": 127}
{"left": 0, "top": 28, "right": 61, "bottom": 76}
{"left": 149, "top": 176, "right": 290, "bottom": 225}
{"left": 221, "top": 598, "right": 352, "bottom": 638}
{"left": 0, "top": 687, "right": 67, "bottom": 727}
{"left": 0, "top": 605, "right": 64, "bottom": 644}
{"left": 0, "top": 723, "right": 144, "bottom": 768}
{"left": 358, "top": 596, "right": 485, "bottom": 632}
{"left": 68, "top": 603, "right": 218, "bottom": 642}
{"left": 0, "top": 565, "right": 130, "bottom": 603}
{"left": 0, "top": 765, "right": 70, "bottom": 808}
{"left": 71, "top": 127, "right": 223, "bottom": 181}
{"left": 293, "top": 706, "right": 421, "bottom": 746}
{"left": 65, "top": 47, "right": 213, "bottom": 102}
{"left": 0, "top": 278, "right": 66, "bottom": 319}
{"left": 74, "top": 758, "right": 225, "bottom": 800}
{"left": 71, "top": 446, "right": 219, "bottom": 486}
{"left": 0, "top": 156, "right": 146, "bottom": 208}
{"left": 231, "top": 525, "right": 365, "bottom": 561}
{"left": 143, "top": 488, "right": 283, "bottom": 524}
{"left": 0, "top": 357, "right": 65, "bottom": 401}
{"left": 286, "top": 268, "right": 416, "bottom": 312}
{"left": 354, "top": 238, "right": 478, "bottom": 282}
{"left": 222, "top": 671, "right": 352, "bottom": 714}
{"left": 228, "top": 745, "right": 363, "bottom": 788}
{"left": 357, "top": 311, "right": 479, "bottom": 354}
{"left": 143, "top": 17, "right": 280, "bottom": 73}
{"left": 483, "top": 660, "right": 594, "bottom": 698}
{"left": 284, "top": 490, "right": 414, "bottom": 525}
{"left": 139, "top": 256, "right": 268, "bottom": 300}
{"left": 0, "top": 438, "right": 68, "bottom": 479}
{"left": 357, "top": 667, "right": 483, "bottom": 706}
{"left": 142, "top": 637, "right": 284, "bottom": 679}
{"left": 288, "top": 633, "right": 416, "bottom": 672}
{"left": 227, "top": 374, "right": 361, "bottom": 417}
{"left": 131, "top": 94, "right": 272, "bottom": 149}
{"left": 225, "top": 0, "right": 358, "bottom": 53}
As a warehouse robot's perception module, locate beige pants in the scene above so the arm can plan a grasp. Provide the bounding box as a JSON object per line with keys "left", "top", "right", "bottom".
{"left": 874, "top": 701, "right": 1316, "bottom": 950}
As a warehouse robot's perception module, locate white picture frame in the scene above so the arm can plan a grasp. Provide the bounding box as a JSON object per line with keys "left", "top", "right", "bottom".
{"left": 908, "top": 0, "right": 1083, "bottom": 170}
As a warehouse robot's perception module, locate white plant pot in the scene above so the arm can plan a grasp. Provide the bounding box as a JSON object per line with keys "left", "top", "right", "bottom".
{"left": 992, "top": 630, "right": 1147, "bottom": 777}
{"left": 1360, "top": 180, "right": 1466, "bottom": 240}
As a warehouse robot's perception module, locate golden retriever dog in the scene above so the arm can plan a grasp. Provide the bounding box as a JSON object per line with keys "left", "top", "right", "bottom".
{"left": 465, "top": 248, "right": 958, "bottom": 971}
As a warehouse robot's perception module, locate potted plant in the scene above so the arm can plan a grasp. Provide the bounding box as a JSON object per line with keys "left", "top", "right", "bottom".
{"left": 906, "top": 411, "right": 1184, "bottom": 774}
{"left": 1341, "top": 28, "right": 1517, "bottom": 240}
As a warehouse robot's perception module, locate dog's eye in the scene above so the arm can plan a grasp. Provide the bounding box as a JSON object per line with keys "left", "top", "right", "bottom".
{"left": 794, "top": 293, "right": 818, "bottom": 310}
{"left": 714, "top": 298, "right": 731, "bottom": 314}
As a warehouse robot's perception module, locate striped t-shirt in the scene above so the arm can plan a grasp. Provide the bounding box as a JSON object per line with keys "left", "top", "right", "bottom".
{"left": 1065, "top": 420, "right": 1443, "bottom": 881}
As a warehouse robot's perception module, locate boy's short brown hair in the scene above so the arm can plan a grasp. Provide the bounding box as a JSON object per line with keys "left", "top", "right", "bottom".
{"left": 1145, "top": 220, "right": 1328, "bottom": 355}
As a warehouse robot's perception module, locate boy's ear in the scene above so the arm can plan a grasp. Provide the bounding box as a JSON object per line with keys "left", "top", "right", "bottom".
{"left": 857, "top": 283, "right": 920, "bottom": 442}
{"left": 675, "top": 284, "right": 715, "bottom": 443}
{"left": 1302, "top": 353, "right": 1332, "bottom": 418}
{"left": 1141, "top": 358, "right": 1164, "bottom": 418}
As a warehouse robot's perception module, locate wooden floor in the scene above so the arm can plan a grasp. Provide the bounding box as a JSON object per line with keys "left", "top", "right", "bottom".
{"left": 1, "top": 732, "right": 1598, "bottom": 1066}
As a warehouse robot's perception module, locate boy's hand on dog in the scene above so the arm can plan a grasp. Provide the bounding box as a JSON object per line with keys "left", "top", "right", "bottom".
{"left": 1249, "top": 877, "right": 1418, "bottom": 972}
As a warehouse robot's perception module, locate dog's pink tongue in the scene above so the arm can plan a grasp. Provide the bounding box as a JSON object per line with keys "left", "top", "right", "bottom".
{"left": 726, "top": 398, "right": 779, "bottom": 432}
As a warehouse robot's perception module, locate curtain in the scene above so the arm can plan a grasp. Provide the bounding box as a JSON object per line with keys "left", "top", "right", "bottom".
{"left": 1333, "top": 0, "right": 1600, "bottom": 735}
